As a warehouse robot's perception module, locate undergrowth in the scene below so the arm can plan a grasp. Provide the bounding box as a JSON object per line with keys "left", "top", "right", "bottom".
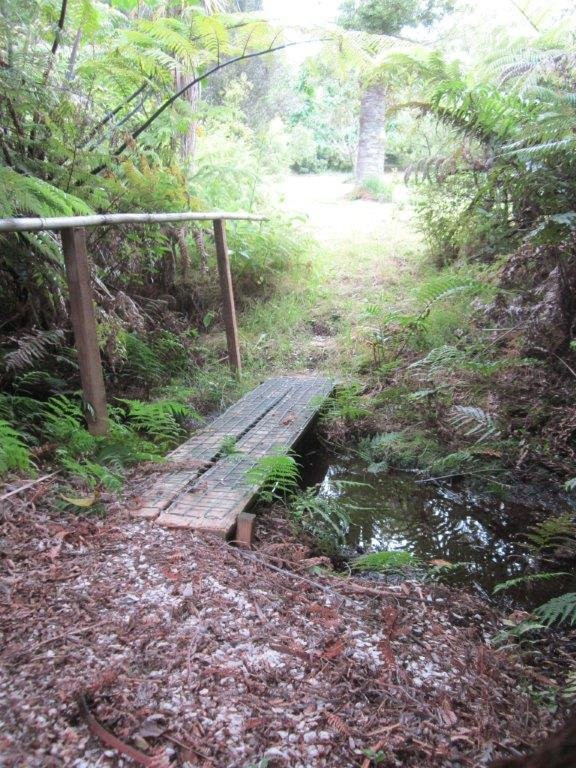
{"left": 0, "top": 392, "right": 199, "bottom": 490}
{"left": 248, "top": 452, "right": 352, "bottom": 554}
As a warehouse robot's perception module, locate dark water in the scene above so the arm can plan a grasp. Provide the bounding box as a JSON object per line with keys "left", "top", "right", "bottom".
{"left": 300, "top": 446, "right": 576, "bottom": 608}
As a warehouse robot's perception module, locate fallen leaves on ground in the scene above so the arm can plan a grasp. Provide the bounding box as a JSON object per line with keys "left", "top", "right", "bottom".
{"left": 0, "top": 493, "right": 572, "bottom": 767}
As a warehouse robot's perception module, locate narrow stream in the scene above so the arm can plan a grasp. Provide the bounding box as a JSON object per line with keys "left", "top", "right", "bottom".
{"left": 300, "top": 445, "right": 576, "bottom": 609}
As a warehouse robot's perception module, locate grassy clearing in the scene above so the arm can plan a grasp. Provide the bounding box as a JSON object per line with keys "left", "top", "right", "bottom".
{"left": 228, "top": 172, "right": 424, "bottom": 380}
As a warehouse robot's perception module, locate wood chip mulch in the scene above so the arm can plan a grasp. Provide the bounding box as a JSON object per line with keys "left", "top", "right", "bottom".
{"left": 0, "top": 490, "right": 572, "bottom": 768}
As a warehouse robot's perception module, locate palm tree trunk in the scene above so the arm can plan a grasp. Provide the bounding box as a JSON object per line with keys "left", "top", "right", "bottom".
{"left": 355, "top": 83, "right": 387, "bottom": 184}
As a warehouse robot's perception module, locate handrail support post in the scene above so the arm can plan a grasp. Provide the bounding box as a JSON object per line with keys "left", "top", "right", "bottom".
{"left": 61, "top": 227, "right": 109, "bottom": 435}
{"left": 213, "top": 218, "right": 242, "bottom": 376}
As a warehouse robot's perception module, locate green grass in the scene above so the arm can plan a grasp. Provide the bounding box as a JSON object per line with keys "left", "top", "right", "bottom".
{"left": 222, "top": 175, "right": 424, "bottom": 382}
{"left": 352, "top": 550, "right": 418, "bottom": 571}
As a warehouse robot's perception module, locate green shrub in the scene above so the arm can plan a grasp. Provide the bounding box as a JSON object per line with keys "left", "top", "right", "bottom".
{"left": 413, "top": 180, "right": 512, "bottom": 266}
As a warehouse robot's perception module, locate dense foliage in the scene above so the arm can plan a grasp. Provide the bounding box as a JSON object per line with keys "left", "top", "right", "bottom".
{"left": 0, "top": 0, "right": 306, "bottom": 485}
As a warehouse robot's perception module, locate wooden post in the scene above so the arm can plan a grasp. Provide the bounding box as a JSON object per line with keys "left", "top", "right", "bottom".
{"left": 61, "top": 227, "right": 109, "bottom": 436}
{"left": 235, "top": 512, "right": 255, "bottom": 548}
{"left": 213, "top": 218, "right": 242, "bottom": 375}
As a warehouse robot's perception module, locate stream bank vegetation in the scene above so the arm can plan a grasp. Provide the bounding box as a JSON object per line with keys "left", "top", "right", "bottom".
{"left": 311, "top": 12, "right": 576, "bottom": 652}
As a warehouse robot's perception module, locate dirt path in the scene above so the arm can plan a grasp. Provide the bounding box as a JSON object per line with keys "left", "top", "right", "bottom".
{"left": 278, "top": 174, "right": 419, "bottom": 290}
{"left": 277, "top": 173, "right": 399, "bottom": 246}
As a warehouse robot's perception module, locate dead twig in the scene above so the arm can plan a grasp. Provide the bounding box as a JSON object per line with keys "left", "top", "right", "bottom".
{"left": 77, "top": 695, "right": 160, "bottom": 767}
{"left": 0, "top": 472, "right": 59, "bottom": 501}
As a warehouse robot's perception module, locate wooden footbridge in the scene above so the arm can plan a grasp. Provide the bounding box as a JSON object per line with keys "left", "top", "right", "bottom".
{"left": 0, "top": 211, "right": 334, "bottom": 542}
{"left": 131, "top": 376, "right": 333, "bottom": 539}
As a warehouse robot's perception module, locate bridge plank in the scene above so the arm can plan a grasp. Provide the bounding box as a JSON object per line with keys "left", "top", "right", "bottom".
{"left": 148, "top": 375, "right": 333, "bottom": 536}
{"left": 131, "top": 377, "right": 295, "bottom": 519}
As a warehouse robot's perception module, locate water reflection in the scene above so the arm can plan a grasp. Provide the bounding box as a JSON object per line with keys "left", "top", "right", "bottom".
{"left": 301, "top": 448, "right": 576, "bottom": 606}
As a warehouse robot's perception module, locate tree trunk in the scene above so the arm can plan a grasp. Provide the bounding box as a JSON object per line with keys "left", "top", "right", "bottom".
{"left": 175, "top": 70, "right": 200, "bottom": 167}
{"left": 355, "top": 83, "right": 387, "bottom": 184}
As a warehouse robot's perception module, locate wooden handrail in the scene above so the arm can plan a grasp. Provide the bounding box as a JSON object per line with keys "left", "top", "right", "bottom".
{"left": 0, "top": 210, "right": 267, "bottom": 232}
{"left": 2, "top": 209, "right": 265, "bottom": 434}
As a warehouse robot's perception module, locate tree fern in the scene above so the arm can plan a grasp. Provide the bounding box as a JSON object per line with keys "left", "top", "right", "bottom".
{"left": 0, "top": 167, "right": 93, "bottom": 218}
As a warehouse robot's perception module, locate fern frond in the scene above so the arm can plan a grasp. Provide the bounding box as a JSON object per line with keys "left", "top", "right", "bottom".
{"left": 535, "top": 593, "right": 576, "bottom": 627}
{"left": 0, "top": 393, "right": 46, "bottom": 424}
{"left": 3, "top": 330, "right": 65, "bottom": 372}
{"left": 246, "top": 451, "right": 300, "bottom": 503}
{"left": 409, "top": 345, "right": 465, "bottom": 372}
{"left": 0, "top": 167, "right": 93, "bottom": 218}
{"left": 564, "top": 668, "right": 576, "bottom": 703}
{"left": 449, "top": 405, "right": 500, "bottom": 443}
{"left": 357, "top": 432, "right": 406, "bottom": 473}
{"left": 68, "top": 0, "right": 101, "bottom": 37}
{"left": 289, "top": 486, "right": 351, "bottom": 540}
{"left": 138, "top": 18, "right": 203, "bottom": 64}
{"left": 493, "top": 572, "right": 570, "bottom": 594}
{"left": 426, "top": 450, "right": 476, "bottom": 474}
{"left": 117, "top": 398, "right": 191, "bottom": 448}
{"left": 416, "top": 274, "right": 483, "bottom": 307}
{"left": 0, "top": 419, "right": 33, "bottom": 473}
{"left": 524, "top": 513, "right": 576, "bottom": 554}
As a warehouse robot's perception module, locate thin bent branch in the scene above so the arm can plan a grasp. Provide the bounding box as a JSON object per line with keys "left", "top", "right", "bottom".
{"left": 90, "top": 39, "right": 325, "bottom": 175}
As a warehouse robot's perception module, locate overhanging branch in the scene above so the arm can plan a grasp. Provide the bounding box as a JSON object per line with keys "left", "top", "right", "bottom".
{"left": 90, "top": 39, "right": 326, "bottom": 176}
